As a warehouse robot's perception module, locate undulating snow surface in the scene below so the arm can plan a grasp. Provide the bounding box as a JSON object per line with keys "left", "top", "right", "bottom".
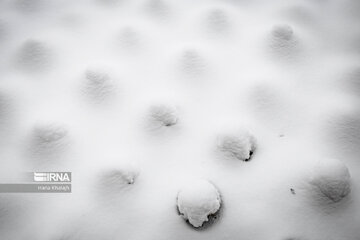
{"left": 0, "top": 0, "right": 360, "bottom": 239}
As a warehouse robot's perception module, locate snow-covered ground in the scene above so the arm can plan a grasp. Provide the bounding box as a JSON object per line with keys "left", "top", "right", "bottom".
{"left": 0, "top": 0, "right": 360, "bottom": 239}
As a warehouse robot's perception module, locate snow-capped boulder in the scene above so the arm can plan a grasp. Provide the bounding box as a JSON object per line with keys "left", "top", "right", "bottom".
{"left": 308, "top": 158, "right": 351, "bottom": 203}
{"left": 177, "top": 180, "right": 221, "bottom": 228}
{"left": 216, "top": 130, "right": 256, "bottom": 161}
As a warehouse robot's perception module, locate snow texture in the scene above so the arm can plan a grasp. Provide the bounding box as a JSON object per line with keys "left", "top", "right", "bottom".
{"left": 216, "top": 130, "right": 256, "bottom": 161}
{"left": 82, "top": 69, "right": 116, "bottom": 104}
{"left": 0, "top": 0, "right": 359, "bottom": 239}
{"left": 308, "top": 158, "right": 351, "bottom": 203}
{"left": 15, "top": 40, "right": 53, "bottom": 73}
{"left": 147, "top": 104, "right": 178, "bottom": 129}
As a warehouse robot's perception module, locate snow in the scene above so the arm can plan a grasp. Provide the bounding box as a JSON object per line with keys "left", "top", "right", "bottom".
{"left": 27, "top": 123, "right": 69, "bottom": 163}
{"left": 0, "top": 0, "right": 359, "bottom": 239}
{"left": 82, "top": 69, "right": 116, "bottom": 104}
{"left": 308, "top": 158, "right": 351, "bottom": 203}
{"left": 15, "top": 40, "right": 53, "bottom": 73}
{"left": 216, "top": 130, "right": 256, "bottom": 161}
{"left": 147, "top": 104, "right": 178, "bottom": 129}
{"left": 177, "top": 180, "right": 221, "bottom": 228}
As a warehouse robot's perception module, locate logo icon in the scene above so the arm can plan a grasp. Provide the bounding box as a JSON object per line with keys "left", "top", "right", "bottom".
{"left": 33, "top": 172, "right": 71, "bottom": 182}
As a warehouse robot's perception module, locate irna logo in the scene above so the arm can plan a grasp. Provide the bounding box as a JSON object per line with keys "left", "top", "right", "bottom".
{"left": 33, "top": 172, "right": 71, "bottom": 182}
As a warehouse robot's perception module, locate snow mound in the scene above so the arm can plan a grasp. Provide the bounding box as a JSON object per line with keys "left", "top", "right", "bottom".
{"left": 326, "top": 111, "right": 360, "bottom": 157}
{"left": 99, "top": 167, "right": 139, "bottom": 187}
{"left": 15, "top": 40, "right": 53, "bottom": 73}
{"left": 268, "top": 24, "right": 299, "bottom": 58}
{"left": 177, "top": 180, "right": 221, "bottom": 228}
{"left": 179, "top": 49, "right": 206, "bottom": 77}
{"left": 272, "top": 24, "right": 294, "bottom": 41}
{"left": 95, "top": 165, "right": 140, "bottom": 201}
{"left": 205, "top": 8, "right": 230, "bottom": 35}
{"left": 28, "top": 123, "right": 69, "bottom": 161}
{"left": 216, "top": 130, "right": 256, "bottom": 161}
{"left": 309, "top": 158, "right": 351, "bottom": 203}
{"left": 145, "top": 0, "right": 169, "bottom": 19}
{"left": 147, "top": 104, "right": 178, "bottom": 129}
{"left": 118, "top": 27, "right": 141, "bottom": 52}
{"left": 82, "top": 69, "right": 116, "bottom": 104}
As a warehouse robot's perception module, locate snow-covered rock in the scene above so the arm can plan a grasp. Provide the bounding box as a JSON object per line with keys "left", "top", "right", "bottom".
{"left": 177, "top": 180, "right": 221, "bottom": 228}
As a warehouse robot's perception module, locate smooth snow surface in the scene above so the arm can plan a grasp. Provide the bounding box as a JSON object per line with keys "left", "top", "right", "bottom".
{"left": 0, "top": 0, "right": 359, "bottom": 240}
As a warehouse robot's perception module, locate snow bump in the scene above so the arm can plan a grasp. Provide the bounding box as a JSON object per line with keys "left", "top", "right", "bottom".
{"left": 15, "top": 40, "right": 53, "bottom": 73}
{"left": 147, "top": 104, "right": 178, "bottom": 130}
{"left": 177, "top": 180, "right": 221, "bottom": 228}
{"left": 27, "top": 123, "right": 69, "bottom": 162}
{"left": 308, "top": 158, "right": 351, "bottom": 204}
{"left": 82, "top": 69, "right": 116, "bottom": 104}
{"left": 216, "top": 130, "right": 257, "bottom": 161}
{"left": 98, "top": 167, "right": 139, "bottom": 192}
{"left": 268, "top": 24, "right": 299, "bottom": 59}
{"left": 117, "top": 27, "right": 141, "bottom": 52}
{"left": 179, "top": 49, "right": 206, "bottom": 77}
{"left": 144, "top": 0, "right": 169, "bottom": 19}
{"left": 205, "top": 8, "right": 230, "bottom": 35}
